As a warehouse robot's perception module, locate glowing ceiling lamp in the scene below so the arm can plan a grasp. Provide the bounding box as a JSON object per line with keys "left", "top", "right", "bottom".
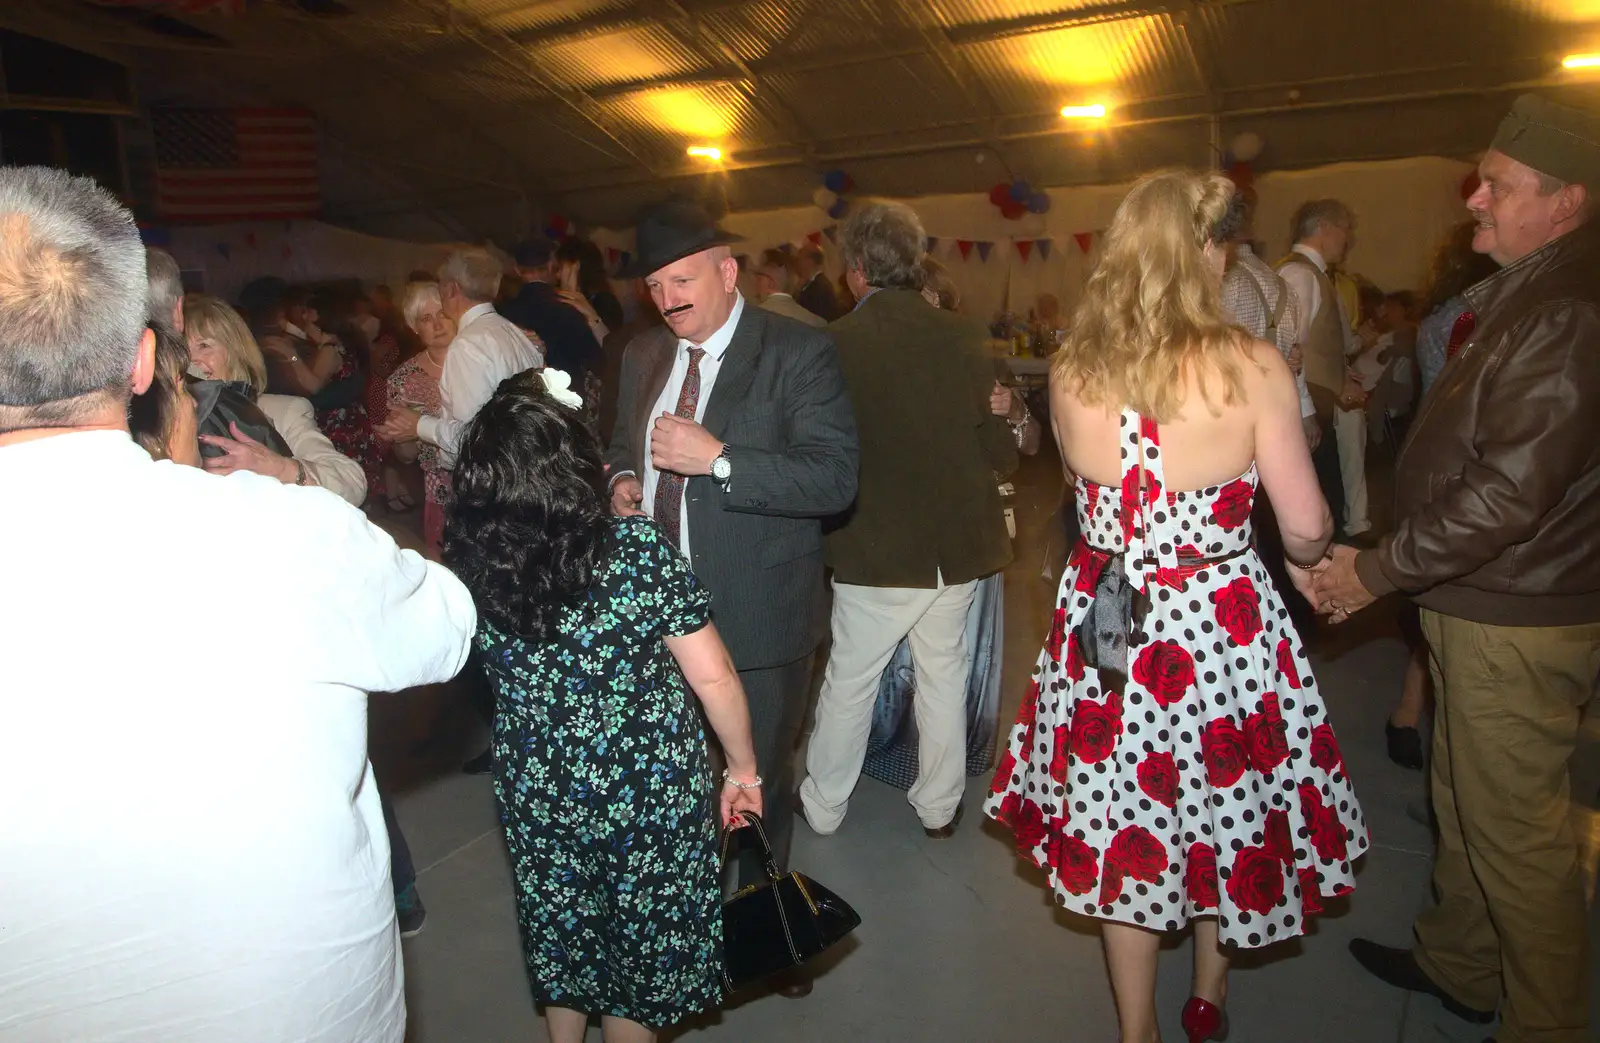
{"left": 1563, "top": 53, "right": 1600, "bottom": 69}
{"left": 1060, "top": 103, "right": 1109, "bottom": 119}
{"left": 687, "top": 145, "right": 723, "bottom": 161}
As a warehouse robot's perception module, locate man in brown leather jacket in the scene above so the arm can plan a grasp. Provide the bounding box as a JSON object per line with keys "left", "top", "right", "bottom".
{"left": 1316, "top": 95, "right": 1600, "bottom": 1043}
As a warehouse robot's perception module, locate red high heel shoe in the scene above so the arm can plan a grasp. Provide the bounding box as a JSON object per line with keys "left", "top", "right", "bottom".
{"left": 1181, "top": 997, "right": 1229, "bottom": 1042}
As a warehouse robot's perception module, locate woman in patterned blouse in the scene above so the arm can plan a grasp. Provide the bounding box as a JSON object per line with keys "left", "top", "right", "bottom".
{"left": 385, "top": 281, "right": 455, "bottom": 559}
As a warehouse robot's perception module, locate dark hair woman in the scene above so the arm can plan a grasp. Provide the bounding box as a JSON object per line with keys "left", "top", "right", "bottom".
{"left": 1416, "top": 220, "right": 1501, "bottom": 393}
{"left": 555, "top": 237, "right": 624, "bottom": 335}
{"left": 443, "top": 371, "right": 762, "bottom": 1043}
{"left": 129, "top": 323, "right": 200, "bottom": 466}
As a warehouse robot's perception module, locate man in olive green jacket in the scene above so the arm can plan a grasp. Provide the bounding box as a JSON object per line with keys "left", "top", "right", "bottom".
{"left": 798, "top": 201, "right": 1019, "bottom": 838}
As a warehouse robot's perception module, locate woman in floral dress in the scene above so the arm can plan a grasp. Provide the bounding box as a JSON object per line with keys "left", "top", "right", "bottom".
{"left": 986, "top": 171, "right": 1367, "bottom": 1043}
{"left": 443, "top": 371, "right": 764, "bottom": 1043}
{"left": 386, "top": 281, "right": 456, "bottom": 558}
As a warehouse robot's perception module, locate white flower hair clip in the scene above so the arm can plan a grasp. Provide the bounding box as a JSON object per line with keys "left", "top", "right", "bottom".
{"left": 539, "top": 367, "right": 584, "bottom": 410}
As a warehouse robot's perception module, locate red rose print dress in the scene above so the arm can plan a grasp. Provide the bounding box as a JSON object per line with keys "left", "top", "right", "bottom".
{"left": 985, "top": 409, "right": 1366, "bottom": 948}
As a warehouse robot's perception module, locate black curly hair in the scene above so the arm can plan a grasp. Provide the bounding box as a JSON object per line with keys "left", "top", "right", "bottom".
{"left": 442, "top": 371, "right": 610, "bottom": 640}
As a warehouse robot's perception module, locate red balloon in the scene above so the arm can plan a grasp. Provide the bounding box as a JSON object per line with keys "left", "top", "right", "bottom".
{"left": 989, "top": 183, "right": 1012, "bottom": 207}
{"left": 1460, "top": 172, "right": 1481, "bottom": 200}
{"left": 1000, "top": 200, "right": 1027, "bottom": 220}
{"left": 1226, "top": 161, "right": 1254, "bottom": 190}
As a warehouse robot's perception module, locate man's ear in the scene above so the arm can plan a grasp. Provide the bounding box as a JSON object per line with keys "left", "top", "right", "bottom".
{"left": 130, "top": 327, "right": 157, "bottom": 396}
{"left": 1554, "top": 182, "right": 1590, "bottom": 225}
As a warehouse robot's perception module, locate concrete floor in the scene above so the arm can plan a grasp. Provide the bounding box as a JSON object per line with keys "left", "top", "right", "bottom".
{"left": 368, "top": 447, "right": 1600, "bottom": 1043}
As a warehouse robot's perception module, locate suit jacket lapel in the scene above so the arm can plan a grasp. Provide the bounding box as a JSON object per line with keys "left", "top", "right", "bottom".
{"left": 701, "top": 305, "right": 765, "bottom": 439}
{"left": 631, "top": 328, "right": 676, "bottom": 473}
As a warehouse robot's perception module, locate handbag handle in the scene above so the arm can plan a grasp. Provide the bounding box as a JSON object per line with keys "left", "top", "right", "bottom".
{"left": 719, "top": 813, "right": 782, "bottom": 885}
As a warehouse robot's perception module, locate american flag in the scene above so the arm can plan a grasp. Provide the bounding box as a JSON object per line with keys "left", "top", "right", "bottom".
{"left": 152, "top": 108, "right": 319, "bottom": 223}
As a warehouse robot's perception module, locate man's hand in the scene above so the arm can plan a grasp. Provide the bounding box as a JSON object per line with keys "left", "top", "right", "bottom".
{"left": 1302, "top": 415, "right": 1322, "bottom": 451}
{"left": 989, "top": 381, "right": 1024, "bottom": 420}
{"left": 1311, "top": 544, "right": 1378, "bottom": 623}
{"left": 610, "top": 474, "right": 644, "bottom": 517}
{"left": 199, "top": 421, "right": 298, "bottom": 484}
{"left": 651, "top": 413, "right": 724, "bottom": 476}
{"left": 1285, "top": 345, "right": 1304, "bottom": 376}
{"left": 376, "top": 406, "right": 421, "bottom": 443}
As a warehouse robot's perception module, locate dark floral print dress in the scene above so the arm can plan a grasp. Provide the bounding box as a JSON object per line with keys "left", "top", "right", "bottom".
{"left": 986, "top": 408, "right": 1367, "bottom": 948}
{"left": 477, "top": 515, "right": 723, "bottom": 1027}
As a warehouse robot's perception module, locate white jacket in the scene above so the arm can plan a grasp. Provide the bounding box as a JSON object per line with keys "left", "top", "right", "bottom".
{"left": 258, "top": 393, "right": 368, "bottom": 506}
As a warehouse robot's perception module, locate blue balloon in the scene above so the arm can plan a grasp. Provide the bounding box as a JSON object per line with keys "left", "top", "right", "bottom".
{"left": 1009, "top": 178, "right": 1031, "bottom": 203}
{"left": 823, "top": 169, "right": 849, "bottom": 194}
{"left": 827, "top": 197, "right": 850, "bottom": 220}
{"left": 1027, "top": 192, "right": 1051, "bottom": 215}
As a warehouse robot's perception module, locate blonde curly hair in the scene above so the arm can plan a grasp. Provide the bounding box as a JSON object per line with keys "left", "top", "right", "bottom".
{"left": 1051, "top": 169, "right": 1245, "bottom": 422}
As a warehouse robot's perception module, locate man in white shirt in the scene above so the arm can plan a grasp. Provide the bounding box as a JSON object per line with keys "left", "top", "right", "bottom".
{"left": 0, "top": 167, "right": 476, "bottom": 1042}
{"left": 1278, "top": 199, "right": 1363, "bottom": 540}
{"left": 377, "top": 246, "right": 543, "bottom": 466}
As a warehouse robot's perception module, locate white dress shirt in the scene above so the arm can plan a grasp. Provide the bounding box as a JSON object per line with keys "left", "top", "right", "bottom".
{"left": 642, "top": 293, "right": 745, "bottom": 561}
{"left": 418, "top": 301, "right": 543, "bottom": 467}
{"left": 1281, "top": 244, "right": 1358, "bottom": 357}
{"left": 1221, "top": 245, "right": 1317, "bottom": 418}
{"left": 0, "top": 431, "right": 475, "bottom": 1043}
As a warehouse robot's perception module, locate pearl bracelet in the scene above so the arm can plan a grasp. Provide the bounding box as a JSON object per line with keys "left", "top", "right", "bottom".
{"left": 721, "top": 769, "right": 763, "bottom": 790}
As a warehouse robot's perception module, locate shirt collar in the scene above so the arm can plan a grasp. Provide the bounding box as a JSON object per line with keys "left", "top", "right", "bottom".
{"left": 1293, "top": 243, "right": 1328, "bottom": 272}
{"left": 461, "top": 301, "right": 496, "bottom": 327}
{"left": 679, "top": 293, "right": 744, "bottom": 362}
{"left": 851, "top": 287, "right": 882, "bottom": 311}
{"left": 282, "top": 321, "right": 306, "bottom": 340}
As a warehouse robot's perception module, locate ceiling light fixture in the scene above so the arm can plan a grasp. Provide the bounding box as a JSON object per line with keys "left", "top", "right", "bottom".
{"left": 1060, "top": 104, "right": 1108, "bottom": 119}
{"left": 687, "top": 145, "right": 723, "bottom": 161}
{"left": 1563, "top": 53, "right": 1600, "bottom": 69}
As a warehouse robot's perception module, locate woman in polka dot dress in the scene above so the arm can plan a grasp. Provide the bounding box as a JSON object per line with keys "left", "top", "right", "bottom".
{"left": 986, "top": 171, "right": 1367, "bottom": 1043}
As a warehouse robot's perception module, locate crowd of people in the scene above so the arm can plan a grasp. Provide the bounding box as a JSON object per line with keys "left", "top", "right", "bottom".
{"left": 0, "top": 91, "right": 1596, "bottom": 1043}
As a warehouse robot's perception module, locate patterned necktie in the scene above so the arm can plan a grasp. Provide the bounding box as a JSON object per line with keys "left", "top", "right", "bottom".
{"left": 653, "top": 346, "right": 706, "bottom": 548}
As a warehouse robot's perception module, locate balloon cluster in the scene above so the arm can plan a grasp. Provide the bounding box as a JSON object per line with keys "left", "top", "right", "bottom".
{"left": 811, "top": 169, "right": 854, "bottom": 220}
{"left": 989, "top": 178, "right": 1050, "bottom": 220}
{"left": 1221, "top": 132, "right": 1265, "bottom": 193}
{"left": 542, "top": 213, "right": 571, "bottom": 240}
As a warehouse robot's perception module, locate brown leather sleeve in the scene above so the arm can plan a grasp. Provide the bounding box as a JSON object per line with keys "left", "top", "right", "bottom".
{"left": 1377, "top": 304, "right": 1600, "bottom": 593}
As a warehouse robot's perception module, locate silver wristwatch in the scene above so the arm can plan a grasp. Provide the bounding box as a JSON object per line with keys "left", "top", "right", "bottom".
{"left": 710, "top": 445, "right": 733, "bottom": 487}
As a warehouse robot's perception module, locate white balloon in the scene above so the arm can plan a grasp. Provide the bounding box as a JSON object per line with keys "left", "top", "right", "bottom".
{"left": 1231, "top": 131, "right": 1264, "bottom": 162}
{"left": 812, "top": 187, "right": 837, "bottom": 209}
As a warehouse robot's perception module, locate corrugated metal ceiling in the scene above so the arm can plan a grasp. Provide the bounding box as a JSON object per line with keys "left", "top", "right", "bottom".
{"left": 5, "top": 0, "right": 1597, "bottom": 238}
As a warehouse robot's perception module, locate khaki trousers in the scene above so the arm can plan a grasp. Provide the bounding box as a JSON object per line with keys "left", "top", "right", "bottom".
{"left": 1414, "top": 610, "right": 1600, "bottom": 1043}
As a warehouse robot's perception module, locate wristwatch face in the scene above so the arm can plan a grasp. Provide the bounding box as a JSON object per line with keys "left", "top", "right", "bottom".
{"left": 711, "top": 455, "right": 731, "bottom": 481}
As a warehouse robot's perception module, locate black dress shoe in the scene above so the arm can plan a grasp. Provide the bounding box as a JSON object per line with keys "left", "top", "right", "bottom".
{"left": 772, "top": 969, "right": 813, "bottom": 998}
{"left": 1385, "top": 722, "right": 1426, "bottom": 770}
{"left": 461, "top": 747, "right": 493, "bottom": 775}
{"left": 923, "top": 802, "right": 964, "bottom": 840}
{"left": 1348, "top": 939, "right": 1496, "bottom": 1024}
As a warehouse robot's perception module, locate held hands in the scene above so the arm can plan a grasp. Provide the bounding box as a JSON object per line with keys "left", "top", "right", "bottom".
{"left": 610, "top": 474, "right": 645, "bottom": 517}
{"left": 1289, "top": 544, "right": 1378, "bottom": 624}
{"left": 1302, "top": 415, "right": 1322, "bottom": 451}
{"left": 375, "top": 405, "right": 421, "bottom": 443}
{"left": 721, "top": 770, "right": 764, "bottom": 829}
{"left": 651, "top": 413, "right": 724, "bottom": 477}
{"left": 1286, "top": 346, "right": 1305, "bottom": 376}
{"left": 199, "top": 421, "right": 298, "bottom": 484}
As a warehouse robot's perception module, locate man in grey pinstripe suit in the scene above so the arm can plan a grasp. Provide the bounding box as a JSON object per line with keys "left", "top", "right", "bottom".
{"left": 607, "top": 204, "right": 859, "bottom": 997}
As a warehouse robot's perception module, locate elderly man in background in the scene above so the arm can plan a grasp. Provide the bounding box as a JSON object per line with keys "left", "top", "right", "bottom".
{"left": 798, "top": 201, "right": 1017, "bottom": 840}
{"left": 145, "top": 247, "right": 185, "bottom": 332}
{"left": 1317, "top": 95, "right": 1600, "bottom": 1043}
{"left": 793, "top": 242, "right": 840, "bottom": 322}
{"left": 607, "top": 199, "right": 858, "bottom": 997}
{"left": 376, "top": 246, "right": 542, "bottom": 467}
{"left": 753, "top": 247, "right": 827, "bottom": 328}
{"left": 0, "top": 167, "right": 476, "bottom": 1042}
{"left": 1279, "top": 198, "right": 1362, "bottom": 540}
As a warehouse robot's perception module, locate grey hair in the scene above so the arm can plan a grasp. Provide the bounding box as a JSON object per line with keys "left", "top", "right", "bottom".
{"left": 1290, "top": 199, "right": 1353, "bottom": 243}
{"left": 438, "top": 246, "right": 504, "bottom": 303}
{"left": 839, "top": 201, "right": 927, "bottom": 291}
{"left": 145, "top": 247, "right": 183, "bottom": 327}
{"left": 0, "top": 166, "right": 147, "bottom": 429}
{"left": 401, "top": 279, "right": 444, "bottom": 331}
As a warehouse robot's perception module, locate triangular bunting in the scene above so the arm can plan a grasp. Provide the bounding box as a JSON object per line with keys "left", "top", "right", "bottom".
{"left": 823, "top": 225, "right": 839, "bottom": 243}
{"left": 1017, "top": 240, "right": 1033, "bottom": 262}
{"left": 607, "top": 247, "right": 620, "bottom": 266}
{"left": 216, "top": 242, "right": 230, "bottom": 259}
{"left": 956, "top": 240, "right": 974, "bottom": 260}
{"left": 976, "top": 241, "right": 994, "bottom": 262}
{"left": 1074, "top": 231, "right": 1094, "bottom": 255}
{"left": 1037, "top": 238, "right": 1053, "bottom": 260}
{"left": 806, "top": 231, "right": 823, "bottom": 246}
{"left": 618, "top": 251, "right": 631, "bottom": 272}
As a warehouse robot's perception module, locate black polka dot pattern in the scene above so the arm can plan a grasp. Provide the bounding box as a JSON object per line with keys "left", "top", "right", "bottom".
{"left": 982, "top": 408, "right": 1368, "bottom": 952}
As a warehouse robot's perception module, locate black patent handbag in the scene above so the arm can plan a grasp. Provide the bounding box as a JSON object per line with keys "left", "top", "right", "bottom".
{"left": 719, "top": 814, "right": 861, "bottom": 992}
